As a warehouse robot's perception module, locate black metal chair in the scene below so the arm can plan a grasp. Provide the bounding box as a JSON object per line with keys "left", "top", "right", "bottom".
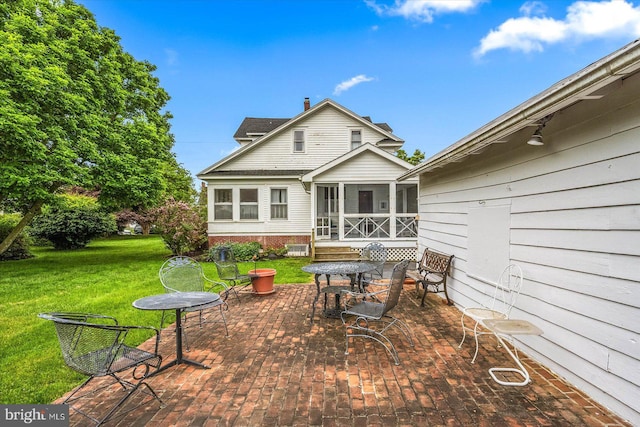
{"left": 38, "top": 312, "right": 164, "bottom": 426}
{"left": 361, "top": 242, "right": 387, "bottom": 280}
{"left": 211, "top": 246, "right": 252, "bottom": 301}
{"left": 340, "top": 260, "right": 414, "bottom": 365}
{"left": 360, "top": 242, "right": 388, "bottom": 294}
{"left": 159, "top": 256, "right": 230, "bottom": 348}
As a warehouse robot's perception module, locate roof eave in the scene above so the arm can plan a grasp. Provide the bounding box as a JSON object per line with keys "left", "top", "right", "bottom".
{"left": 399, "top": 38, "right": 640, "bottom": 181}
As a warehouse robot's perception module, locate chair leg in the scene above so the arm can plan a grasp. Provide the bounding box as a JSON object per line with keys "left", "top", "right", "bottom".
{"left": 63, "top": 372, "right": 163, "bottom": 426}
{"left": 97, "top": 378, "right": 163, "bottom": 426}
{"left": 472, "top": 322, "right": 481, "bottom": 364}
{"left": 223, "top": 286, "right": 241, "bottom": 303}
{"left": 219, "top": 305, "right": 229, "bottom": 337}
{"left": 345, "top": 317, "right": 408, "bottom": 365}
{"left": 459, "top": 313, "right": 468, "bottom": 348}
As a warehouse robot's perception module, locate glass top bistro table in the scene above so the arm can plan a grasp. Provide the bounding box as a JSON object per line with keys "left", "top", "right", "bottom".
{"left": 302, "top": 261, "right": 377, "bottom": 323}
{"left": 133, "top": 291, "right": 220, "bottom": 373}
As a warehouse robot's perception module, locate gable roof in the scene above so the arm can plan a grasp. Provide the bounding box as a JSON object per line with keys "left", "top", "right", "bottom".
{"left": 198, "top": 98, "right": 405, "bottom": 176}
{"left": 399, "top": 38, "right": 640, "bottom": 180}
{"left": 301, "top": 143, "right": 416, "bottom": 185}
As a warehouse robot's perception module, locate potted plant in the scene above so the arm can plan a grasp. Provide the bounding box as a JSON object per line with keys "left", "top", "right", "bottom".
{"left": 248, "top": 255, "right": 276, "bottom": 295}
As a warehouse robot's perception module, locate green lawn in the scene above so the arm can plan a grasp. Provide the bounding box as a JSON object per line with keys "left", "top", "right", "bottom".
{"left": 0, "top": 236, "right": 312, "bottom": 404}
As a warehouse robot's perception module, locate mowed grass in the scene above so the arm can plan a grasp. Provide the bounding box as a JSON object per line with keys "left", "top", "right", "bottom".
{"left": 0, "top": 236, "right": 313, "bottom": 404}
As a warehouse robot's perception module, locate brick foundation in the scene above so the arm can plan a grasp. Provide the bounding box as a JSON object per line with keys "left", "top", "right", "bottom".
{"left": 208, "top": 235, "right": 310, "bottom": 249}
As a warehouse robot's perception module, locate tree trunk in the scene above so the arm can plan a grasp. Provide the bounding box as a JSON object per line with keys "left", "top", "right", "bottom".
{"left": 0, "top": 200, "right": 44, "bottom": 256}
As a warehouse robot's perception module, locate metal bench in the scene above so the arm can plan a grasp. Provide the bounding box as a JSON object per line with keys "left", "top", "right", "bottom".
{"left": 406, "top": 248, "right": 454, "bottom": 306}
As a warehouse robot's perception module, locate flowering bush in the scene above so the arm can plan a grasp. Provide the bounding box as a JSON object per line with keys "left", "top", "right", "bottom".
{"left": 153, "top": 198, "right": 207, "bottom": 255}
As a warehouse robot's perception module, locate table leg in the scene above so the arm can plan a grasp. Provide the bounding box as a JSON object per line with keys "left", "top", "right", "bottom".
{"left": 154, "top": 308, "right": 210, "bottom": 374}
{"left": 310, "top": 274, "right": 322, "bottom": 324}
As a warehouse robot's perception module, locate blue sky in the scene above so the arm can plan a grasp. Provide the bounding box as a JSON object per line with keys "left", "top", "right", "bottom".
{"left": 78, "top": 0, "right": 640, "bottom": 181}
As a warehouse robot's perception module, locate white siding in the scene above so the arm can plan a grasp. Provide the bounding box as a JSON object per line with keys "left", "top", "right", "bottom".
{"left": 223, "top": 108, "right": 390, "bottom": 170}
{"left": 315, "top": 151, "right": 410, "bottom": 182}
{"left": 416, "top": 72, "right": 640, "bottom": 423}
{"left": 207, "top": 178, "right": 310, "bottom": 237}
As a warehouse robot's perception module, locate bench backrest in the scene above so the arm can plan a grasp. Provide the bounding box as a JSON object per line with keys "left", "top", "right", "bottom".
{"left": 418, "top": 248, "right": 454, "bottom": 275}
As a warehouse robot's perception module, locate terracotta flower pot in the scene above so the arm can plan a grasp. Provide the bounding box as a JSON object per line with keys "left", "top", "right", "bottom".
{"left": 248, "top": 269, "right": 276, "bottom": 295}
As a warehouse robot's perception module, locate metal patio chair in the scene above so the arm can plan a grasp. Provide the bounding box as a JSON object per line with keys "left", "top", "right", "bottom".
{"left": 360, "top": 242, "right": 388, "bottom": 288}
{"left": 340, "top": 259, "right": 414, "bottom": 365}
{"left": 38, "top": 312, "right": 164, "bottom": 426}
{"left": 159, "top": 256, "right": 230, "bottom": 348}
{"left": 459, "top": 264, "right": 524, "bottom": 363}
{"left": 211, "top": 246, "right": 252, "bottom": 301}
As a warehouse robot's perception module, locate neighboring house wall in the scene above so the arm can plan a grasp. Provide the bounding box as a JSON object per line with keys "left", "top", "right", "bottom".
{"left": 416, "top": 71, "right": 640, "bottom": 423}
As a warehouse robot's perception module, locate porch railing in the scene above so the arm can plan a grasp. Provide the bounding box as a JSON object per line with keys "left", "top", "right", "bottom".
{"left": 342, "top": 214, "right": 417, "bottom": 239}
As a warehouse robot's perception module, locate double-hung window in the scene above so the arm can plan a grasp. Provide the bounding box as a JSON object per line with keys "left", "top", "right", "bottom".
{"left": 293, "top": 130, "right": 305, "bottom": 153}
{"left": 214, "top": 189, "right": 232, "bottom": 220}
{"left": 351, "top": 130, "right": 362, "bottom": 150}
{"left": 270, "top": 188, "right": 288, "bottom": 220}
{"left": 240, "top": 188, "right": 258, "bottom": 220}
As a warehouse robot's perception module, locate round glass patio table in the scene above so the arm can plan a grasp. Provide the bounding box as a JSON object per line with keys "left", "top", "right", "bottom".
{"left": 302, "top": 261, "right": 377, "bottom": 323}
{"left": 133, "top": 291, "right": 220, "bottom": 372}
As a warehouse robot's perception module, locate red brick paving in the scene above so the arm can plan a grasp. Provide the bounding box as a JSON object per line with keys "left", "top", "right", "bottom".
{"left": 56, "top": 283, "right": 631, "bottom": 426}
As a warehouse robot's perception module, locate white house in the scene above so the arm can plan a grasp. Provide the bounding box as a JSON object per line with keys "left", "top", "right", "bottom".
{"left": 197, "top": 99, "right": 418, "bottom": 260}
{"left": 399, "top": 40, "right": 640, "bottom": 423}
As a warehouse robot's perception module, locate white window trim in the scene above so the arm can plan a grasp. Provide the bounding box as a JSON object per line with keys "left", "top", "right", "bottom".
{"left": 239, "top": 187, "right": 259, "bottom": 221}
{"left": 213, "top": 188, "right": 233, "bottom": 221}
{"left": 350, "top": 128, "right": 363, "bottom": 150}
{"left": 293, "top": 129, "right": 306, "bottom": 153}
{"left": 270, "top": 187, "right": 288, "bottom": 220}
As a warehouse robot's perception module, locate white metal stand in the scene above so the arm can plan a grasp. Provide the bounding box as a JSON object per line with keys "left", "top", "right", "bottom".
{"left": 483, "top": 319, "right": 543, "bottom": 386}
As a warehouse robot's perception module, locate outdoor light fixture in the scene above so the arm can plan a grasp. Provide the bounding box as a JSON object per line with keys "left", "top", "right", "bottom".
{"left": 526, "top": 114, "right": 554, "bottom": 146}
{"left": 527, "top": 128, "right": 544, "bottom": 146}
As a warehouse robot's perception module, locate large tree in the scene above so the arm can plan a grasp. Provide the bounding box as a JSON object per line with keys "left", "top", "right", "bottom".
{"left": 0, "top": 0, "right": 176, "bottom": 255}
{"left": 395, "top": 148, "right": 425, "bottom": 166}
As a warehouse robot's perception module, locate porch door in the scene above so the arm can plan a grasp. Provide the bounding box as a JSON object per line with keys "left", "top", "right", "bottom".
{"left": 358, "top": 191, "right": 373, "bottom": 213}
{"left": 359, "top": 191, "right": 374, "bottom": 235}
{"left": 316, "top": 185, "right": 339, "bottom": 240}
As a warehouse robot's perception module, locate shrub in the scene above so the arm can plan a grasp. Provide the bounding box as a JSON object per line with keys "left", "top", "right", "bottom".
{"left": 0, "top": 213, "right": 32, "bottom": 260}
{"left": 30, "top": 194, "right": 117, "bottom": 250}
{"left": 207, "top": 242, "right": 261, "bottom": 262}
{"left": 263, "top": 246, "right": 288, "bottom": 258}
{"left": 153, "top": 198, "right": 207, "bottom": 256}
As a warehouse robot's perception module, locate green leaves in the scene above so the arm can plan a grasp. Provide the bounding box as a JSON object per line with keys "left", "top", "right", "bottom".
{"left": 0, "top": 0, "right": 175, "bottom": 209}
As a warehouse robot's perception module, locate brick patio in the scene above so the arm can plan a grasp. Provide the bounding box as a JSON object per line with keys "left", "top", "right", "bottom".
{"left": 58, "top": 282, "right": 631, "bottom": 426}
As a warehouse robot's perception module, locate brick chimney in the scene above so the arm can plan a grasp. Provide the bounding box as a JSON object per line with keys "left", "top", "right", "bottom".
{"left": 304, "top": 97, "right": 310, "bottom": 111}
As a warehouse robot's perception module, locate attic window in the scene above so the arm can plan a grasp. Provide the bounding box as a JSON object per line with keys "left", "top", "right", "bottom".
{"left": 293, "top": 130, "right": 305, "bottom": 153}
{"left": 351, "top": 130, "right": 362, "bottom": 150}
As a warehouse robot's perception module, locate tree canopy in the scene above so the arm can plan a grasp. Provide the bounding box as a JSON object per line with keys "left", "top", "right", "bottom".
{"left": 396, "top": 148, "right": 425, "bottom": 166}
{"left": 0, "top": 0, "right": 178, "bottom": 254}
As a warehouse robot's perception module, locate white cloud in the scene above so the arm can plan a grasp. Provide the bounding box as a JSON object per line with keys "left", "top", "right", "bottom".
{"left": 520, "top": 1, "right": 547, "bottom": 16}
{"left": 165, "top": 48, "right": 179, "bottom": 66}
{"left": 475, "top": 0, "right": 640, "bottom": 57}
{"left": 365, "top": 0, "right": 484, "bottom": 23}
{"left": 333, "top": 75, "right": 376, "bottom": 95}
